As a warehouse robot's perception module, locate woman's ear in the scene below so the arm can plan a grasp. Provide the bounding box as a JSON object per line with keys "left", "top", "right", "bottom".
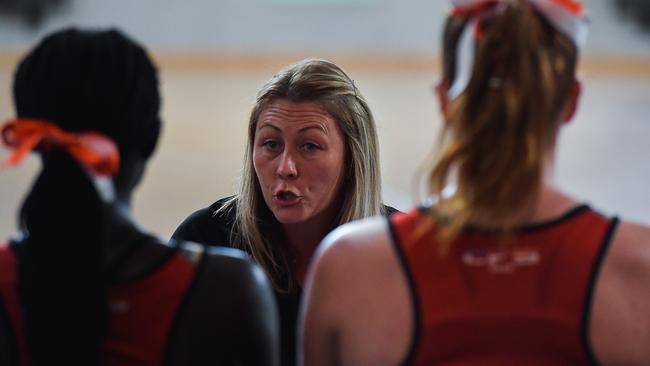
{"left": 561, "top": 79, "right": 582, "bottom": 124}
{"left": 435, "top": 79, "right": 450, "bottom": 116}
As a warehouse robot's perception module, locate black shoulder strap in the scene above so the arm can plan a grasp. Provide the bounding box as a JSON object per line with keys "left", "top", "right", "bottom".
{"left": 385, "top": 215, "right": 421, "bottom": 366}
{"left": 581, "top": 216, "right": 620, "bottom": 366}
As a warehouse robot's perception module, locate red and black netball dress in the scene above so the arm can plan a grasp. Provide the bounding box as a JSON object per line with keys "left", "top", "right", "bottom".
{"left": 0, "top": 240, "right": 198, "bottom": 366}
{"left": 389, "top": 205, "right": 619, "bottom": 366}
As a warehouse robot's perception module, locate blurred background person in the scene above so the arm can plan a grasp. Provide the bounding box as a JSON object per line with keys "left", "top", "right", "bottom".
{"left": 299, "top": 0, "right": 650, "bottom": 365}
{"left": 0, "top": 28, "right": 278, "bottom": 366}
{"left": 172, "top": 58, "right": 397, "bottom": 366}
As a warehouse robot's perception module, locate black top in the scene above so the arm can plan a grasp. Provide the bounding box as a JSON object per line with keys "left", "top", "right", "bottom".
{"left": 171, "top": 196, "right": 399, "bottom": 366}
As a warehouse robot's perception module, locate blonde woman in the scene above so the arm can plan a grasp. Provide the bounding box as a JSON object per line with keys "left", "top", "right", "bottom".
{"left": 172, "top": 58, "right": 397, "bottom": 365}
{"left": 300, "top": 1, "right": 650, "bottom": 365}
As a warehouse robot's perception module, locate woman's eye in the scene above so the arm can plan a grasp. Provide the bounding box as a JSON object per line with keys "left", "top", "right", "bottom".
{"left": 262, "top": 140, "right": 280, "bottom": 151}
{"left": 303, "top": 142, "right": 320, "bottom": 152}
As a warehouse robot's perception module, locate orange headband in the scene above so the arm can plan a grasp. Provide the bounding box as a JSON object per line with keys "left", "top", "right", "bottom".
{"left": 1, "top": 119, "right": 120, "bottom": 176}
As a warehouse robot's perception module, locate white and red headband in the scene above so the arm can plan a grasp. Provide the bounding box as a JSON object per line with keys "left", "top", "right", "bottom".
{"left": 448, "top": 0, "right": 589, "bottom": 99}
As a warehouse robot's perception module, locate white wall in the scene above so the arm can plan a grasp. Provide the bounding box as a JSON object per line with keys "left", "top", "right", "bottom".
{"left": 0, "top": 0, "right": 648, "bottom": 55}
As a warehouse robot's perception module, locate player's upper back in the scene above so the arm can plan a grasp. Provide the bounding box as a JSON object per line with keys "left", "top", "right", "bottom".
{"left": 389, "top": 205, "right": 616, "bottom": 365}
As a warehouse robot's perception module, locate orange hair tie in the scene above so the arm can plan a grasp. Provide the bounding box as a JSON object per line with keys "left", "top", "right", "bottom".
{"left": 1, "top": 119, "right": 120, "bottom": 176}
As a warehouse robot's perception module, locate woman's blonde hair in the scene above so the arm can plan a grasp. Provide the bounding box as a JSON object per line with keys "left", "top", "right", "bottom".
{"left": 221, "top": 58, "right": 383, "bottom": 291}
{"left": 427, "top": 1, "right": 579, "bottom": 244}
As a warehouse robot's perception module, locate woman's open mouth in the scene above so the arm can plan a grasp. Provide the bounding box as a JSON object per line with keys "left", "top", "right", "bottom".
{"left": 273, "top": 190, "right": 302, "bottom": 206}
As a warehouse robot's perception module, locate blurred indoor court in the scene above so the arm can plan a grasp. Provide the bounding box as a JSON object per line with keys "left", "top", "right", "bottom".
{"left": 1, "top": 0, "right": 648, "bottom": 238}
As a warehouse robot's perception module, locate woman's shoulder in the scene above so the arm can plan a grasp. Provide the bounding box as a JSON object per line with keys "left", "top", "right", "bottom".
{"left": 590, "top": 219, "right": 650, "bottom": 364}
{"left": 171, "top": 195, "right": 238, "bottom": 247}
{"left": 603, "top": 219, "right": 650, "bottom": 273}
{"left": 202, "top": 195, "right": 238, "bottom": 221}
{"left": 167, "top": 240, "right": 279, "bottom": 365}
{"left": 163, "top": 239, "right": 265, "bottom": 293}
{"left": 316, "top": 216, "right": 394, "bottom": 274}
{"left": 176, "top": 240, "right": 257, "bottom": 278}
{"left": 605, "top": 219, "right": 650, "bottom": 281}
{"left": 381, "top": 204, "right": 401, "bottom": 216}
{"left": 179, "top": 239, "right": 277, "bottom": 319}
{"left": 302, "top": 215, "right": 412, "bottom": 366}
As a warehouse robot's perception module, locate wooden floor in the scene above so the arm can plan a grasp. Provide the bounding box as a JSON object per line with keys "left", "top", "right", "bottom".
{"left": 1, "top": 56, "right": 649, "bottom": 238}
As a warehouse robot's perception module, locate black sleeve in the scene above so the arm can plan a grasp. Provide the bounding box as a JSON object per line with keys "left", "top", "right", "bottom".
{"left": 170, "top": 197, "right": 236, "bottom": 248}
{"left": 381, "top": 204, "right": 401, "bottom": 216}
{"left": 171, "top": 207, "right": 215, "bottom": 244}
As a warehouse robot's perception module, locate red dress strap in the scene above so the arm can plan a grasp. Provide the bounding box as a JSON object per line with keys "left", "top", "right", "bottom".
{"left": 0, "top": 241, "right": 30, "bottom": 365}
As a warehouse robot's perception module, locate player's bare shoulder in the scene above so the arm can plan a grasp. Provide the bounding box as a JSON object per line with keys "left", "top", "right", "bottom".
{"left": 591, "top": 219, "right": 650, "bottom": 365}
{"left": 319, "top": 215, "right": 390, "bottom": 257}
{"left": 608, "top": 220, "right": 650, "bottom": 273}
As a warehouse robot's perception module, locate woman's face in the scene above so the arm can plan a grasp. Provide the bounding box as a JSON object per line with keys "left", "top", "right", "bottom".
{"left": 253, "top": 99, "right": 346, "bottom": 227}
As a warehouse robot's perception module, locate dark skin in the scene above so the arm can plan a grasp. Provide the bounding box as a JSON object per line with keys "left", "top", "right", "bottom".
{"left": 0, "top": 150, "right": 280, "bottom": 366}
{"left": 110, "top": 151, "right": 279, "bottom": 366}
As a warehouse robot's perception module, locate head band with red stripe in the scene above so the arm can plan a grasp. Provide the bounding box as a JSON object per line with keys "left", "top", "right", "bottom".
{"left": 448, "top": 0, "right": 589, "bottom": 99}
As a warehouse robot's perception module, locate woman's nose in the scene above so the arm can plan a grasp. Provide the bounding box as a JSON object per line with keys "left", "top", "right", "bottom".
{"left": 277, "top": 150, "right": 298, "bottom": 179}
